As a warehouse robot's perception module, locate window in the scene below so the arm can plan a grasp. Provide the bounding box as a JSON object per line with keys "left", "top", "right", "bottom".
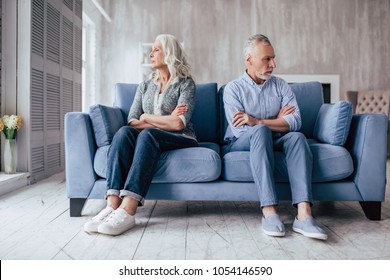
{"left": 82, "top": 12, "right": 96, "bottom": 112}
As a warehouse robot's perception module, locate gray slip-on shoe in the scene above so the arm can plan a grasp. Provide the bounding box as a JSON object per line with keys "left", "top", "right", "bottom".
{"left": 292, "top": 217, "right": 328, "bottom": 240}
{"left": 261, "top": 214, "right": 285, "bottom": 237}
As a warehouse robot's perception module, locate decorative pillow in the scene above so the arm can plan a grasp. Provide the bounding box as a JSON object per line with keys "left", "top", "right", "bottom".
{"left": 313, "top": 101, "right": 353, "bottom": 146}
{"left": 89, "top": 104, "right": 126, "bottom": 147}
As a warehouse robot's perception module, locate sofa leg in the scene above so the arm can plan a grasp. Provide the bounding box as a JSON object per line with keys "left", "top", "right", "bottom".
{"left": 70, "top": 198, "right": 87, "bottom": 217}
{"left": 359, "top": 201, "right": 381, "bottom": 220}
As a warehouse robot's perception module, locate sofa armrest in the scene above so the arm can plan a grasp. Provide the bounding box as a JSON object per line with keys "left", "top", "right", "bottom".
{"left": 345, "top": 114, "right": 388, "bottom": 201}
{"left": 65, "top": 112, "right": 98, "bottom": 198}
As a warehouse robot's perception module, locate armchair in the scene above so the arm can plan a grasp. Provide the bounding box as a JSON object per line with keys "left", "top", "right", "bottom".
{"left": 346, "top": 90, "right": 390, "bottom": 156}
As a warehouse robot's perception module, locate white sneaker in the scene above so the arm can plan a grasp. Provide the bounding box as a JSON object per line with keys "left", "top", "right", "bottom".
{"left": 98, "top": 208, "right": 135, "bottom": 236}
{"left": 84, "top": 207, "right": 114, "bottom": 233}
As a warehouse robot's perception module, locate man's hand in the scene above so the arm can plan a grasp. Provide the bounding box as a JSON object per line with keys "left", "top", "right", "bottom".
{"left": 232, "top": 105, "right": 295, "bottom": 131}
{"left": 171, "top": 104, "right": 188, "bottom": 116}
{"left": 232, "top": 112, "right": 258, "bottom": 127}
{"left": 277, "top": 105, "right": 295, "bottom": 118}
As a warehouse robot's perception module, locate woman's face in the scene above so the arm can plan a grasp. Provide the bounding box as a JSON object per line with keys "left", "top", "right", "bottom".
{"left": 150, "top": 40, "right": 165, "bottom": 69}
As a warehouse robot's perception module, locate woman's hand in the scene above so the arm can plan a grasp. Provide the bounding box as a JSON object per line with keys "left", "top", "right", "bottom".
{"left": 140, "top": 114, "right": 146, "bottom": 121}
{"left": 139, "top": 113, "right": 151, "bottom": 121}
{"left": 129, "top": 119, "right": 155, "bottom": 130}
{"left": 171, "top": 104, "right": 188, "bottom": 116}
{"left": 136, "top": 112, "right": 184, "bottom": 131}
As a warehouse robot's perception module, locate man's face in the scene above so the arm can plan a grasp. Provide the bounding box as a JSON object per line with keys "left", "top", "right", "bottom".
{"left": 247, "top": 42, "right": 276, "bottom": 83}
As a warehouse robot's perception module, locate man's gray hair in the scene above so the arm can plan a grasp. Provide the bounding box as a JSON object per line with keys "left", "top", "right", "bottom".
{"left": 243, "top": 34, "right": 272, "bottom": 57}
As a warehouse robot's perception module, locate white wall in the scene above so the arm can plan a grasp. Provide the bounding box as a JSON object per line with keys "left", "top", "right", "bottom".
{"left": 84, "top": 0, "right": 390, "bottom": 108}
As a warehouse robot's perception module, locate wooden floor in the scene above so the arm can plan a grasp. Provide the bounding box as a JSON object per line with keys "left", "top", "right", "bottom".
{"left": 1, "top": 162, "right": 390, "bottom": 260}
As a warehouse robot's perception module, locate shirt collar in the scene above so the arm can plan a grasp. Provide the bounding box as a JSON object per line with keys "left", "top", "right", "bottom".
{"left": 241, "top": 70, "right": 272, "bottom": 87}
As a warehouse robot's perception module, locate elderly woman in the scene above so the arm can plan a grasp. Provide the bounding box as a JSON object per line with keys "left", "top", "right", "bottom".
{"left": 84, "top": 34, "right": 197, "bottom": 236}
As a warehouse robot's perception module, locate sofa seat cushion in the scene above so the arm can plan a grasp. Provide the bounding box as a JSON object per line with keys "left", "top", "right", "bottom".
{"left": 94, "top": 145, "right": 221, "bottom": 183}
{"left": 198, "top": 142, "right": 220, "bottom": 154}
{"left": 222, "top": 139, "right": 353, "bottom": 182}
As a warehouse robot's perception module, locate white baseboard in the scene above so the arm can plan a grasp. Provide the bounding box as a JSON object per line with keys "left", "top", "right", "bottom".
{"left": 0, "top": 172, "right": 30, "bottom": 196}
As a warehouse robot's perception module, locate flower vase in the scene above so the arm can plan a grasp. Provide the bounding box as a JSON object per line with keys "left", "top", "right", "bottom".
{"left": 4, "top": 139, "right": 17, "bottom": 174}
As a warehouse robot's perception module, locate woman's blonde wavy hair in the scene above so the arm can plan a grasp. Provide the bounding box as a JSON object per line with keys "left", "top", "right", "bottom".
{"left": 153, "top": 34, "right": 191, "bottom": 83}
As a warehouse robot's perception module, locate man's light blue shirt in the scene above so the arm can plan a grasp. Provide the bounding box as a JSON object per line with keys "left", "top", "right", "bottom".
{"left": 223, "top": 71, "right": 302, "bottom": 141}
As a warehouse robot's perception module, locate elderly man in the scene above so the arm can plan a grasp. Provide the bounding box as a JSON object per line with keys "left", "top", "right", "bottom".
{"left": 223, "top": 34, "right": 327, "bottom": 240}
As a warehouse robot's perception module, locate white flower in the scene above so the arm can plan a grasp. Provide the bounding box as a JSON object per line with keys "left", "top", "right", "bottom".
{"left": 0, "top": 114, "right": 22, "bottom": 130}
{"left": 3, "top": 115, "right": 15, "bottom": 129}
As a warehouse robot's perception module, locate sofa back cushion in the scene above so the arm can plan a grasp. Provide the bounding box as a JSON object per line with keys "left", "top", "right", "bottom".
{"left": 290, "top": 82, "right": 324, "bottom": 138}
{"left": 218, "top": 85, "right": 228, "bottom": 144}
{"left": 191, "top": 83, "right": 220, "bottom": 142}
{"left": 114, "top": 82, "right": 220, "bottom": 143}
{"left": 219, "top": 81, "right": 324, "bottom": 141}
{"left": 114, "top": 83, "right": 139, "bottom": 118}
{"left": 313, "top": 101, "right": 353, "bottom": 146}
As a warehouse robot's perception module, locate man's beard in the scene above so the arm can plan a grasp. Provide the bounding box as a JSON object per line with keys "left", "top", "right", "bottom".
{"left": 255, "top": 71, "right": 271, "bottom": 81}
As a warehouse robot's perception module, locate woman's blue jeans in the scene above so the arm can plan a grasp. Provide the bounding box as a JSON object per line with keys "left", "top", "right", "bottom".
{"left": 106, "top": 126, "right": 198, "bottom": 205}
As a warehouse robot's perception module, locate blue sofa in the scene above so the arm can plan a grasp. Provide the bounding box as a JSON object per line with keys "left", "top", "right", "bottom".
{"left": 65, "top": 82, "right": 388, "bottom": 220}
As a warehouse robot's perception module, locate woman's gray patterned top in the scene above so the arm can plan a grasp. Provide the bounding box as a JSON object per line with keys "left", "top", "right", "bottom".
{"left": 127, "top": 77, "right": 197, "bottom": 140}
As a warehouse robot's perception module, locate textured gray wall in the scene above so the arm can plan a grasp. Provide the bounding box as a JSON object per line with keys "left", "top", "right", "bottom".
{"left": 89, "top": 0, "right": 390, "bottom": 106}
